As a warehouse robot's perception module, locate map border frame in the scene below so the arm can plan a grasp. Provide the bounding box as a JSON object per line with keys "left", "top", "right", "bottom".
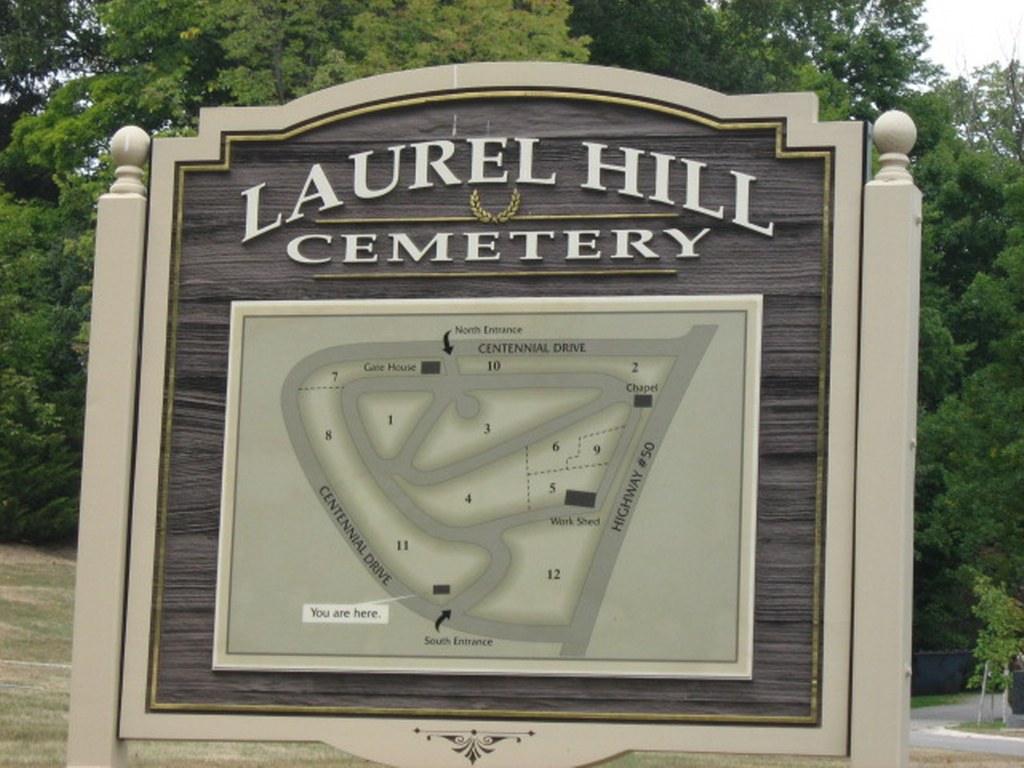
{"left": 213, "top": 295, "right": 761, "bottom": 679}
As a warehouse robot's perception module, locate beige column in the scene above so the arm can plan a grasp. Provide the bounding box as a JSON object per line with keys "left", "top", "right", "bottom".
{"left": 849, "top": 110, "right": 922, "bottom": 768}
{"left": 66, "top": 126, "right": 150, "bottom": 768}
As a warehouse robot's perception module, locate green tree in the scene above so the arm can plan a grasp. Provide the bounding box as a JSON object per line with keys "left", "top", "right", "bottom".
{"left": 2, "top": 0, "right": 228, "bottom": 195}
{"left": 0, "top": 370, "right": 80, "bottom": 541}
{"left": 98, "top": 0, "right": 231, "bottom": 125}
{"left": 721, "top": 0, "right": 937, "bottom": 118}
{"left": 969, "top": 573, "right": 1024, "bottom": 723}
{"left": 0, "top": 0, "right": 103, "bottom": 197}
{"left": 574, "top": 0, "right": 937, "bottom": 119}
{"left": 0, "top": 1, "right": 103, "bottom": 136}
{"left": 943, "top": 60, "right": 1024, "bottom": 163}
{"left": 912, "top": 66, "right": 1024, "bottom": 647}
{"left": 217, "top": 0, "right": 357, "bottom": 104}
{"left": 318, "top": 0, "right": 588, "bottom": 84}
{"left": 815, "top": 0, "right": 933, "bottom": 114}
{"left": 569, "top": 0, "right": 742, "bottom": 91}
{"left": 0, "top": 190, "right": 96, "bottom": 542}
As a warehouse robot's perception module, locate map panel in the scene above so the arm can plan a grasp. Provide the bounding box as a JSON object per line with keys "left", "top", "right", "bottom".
{"left": 214, "top": 296, "right": 761, "bottom": 678}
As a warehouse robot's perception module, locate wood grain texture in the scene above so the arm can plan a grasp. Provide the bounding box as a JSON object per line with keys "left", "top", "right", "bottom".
{"left": 149, "top": 94, "right": 831, "bottom": 722}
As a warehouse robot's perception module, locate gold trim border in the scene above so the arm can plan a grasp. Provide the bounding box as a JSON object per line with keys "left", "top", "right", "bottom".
{"left": 312, "top": 268, "right": 679, "bottom": 281}
{"left": 151, "top": 86, "right": 837, "bottom": 725}
{"left": 145, "top": 700, "right": 819, "bottom": 726}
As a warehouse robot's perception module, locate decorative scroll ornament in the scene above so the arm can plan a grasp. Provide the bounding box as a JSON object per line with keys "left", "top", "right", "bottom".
{"left": 469, "top": 188, "right": 521, "bottom": 223}
{"left": 414, "top": 727, "right": 536, "bottom": 765}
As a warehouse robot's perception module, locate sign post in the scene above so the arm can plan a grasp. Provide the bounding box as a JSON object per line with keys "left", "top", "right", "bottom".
{"left": 66, "top": 64, "right": 919, "bottom": 767}
{"left": 67, "top": 126, "right": 149, "bottom": 768}
{"left": 850, "top": 110, "right": 921, "bottom": 768}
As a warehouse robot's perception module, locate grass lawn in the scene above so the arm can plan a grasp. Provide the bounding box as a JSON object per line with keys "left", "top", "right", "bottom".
{"left": 3, "top": 543, "right": 1023, "bottom": 767}
{"left": 911, "top": 693, "right": 977, "bottom": 709}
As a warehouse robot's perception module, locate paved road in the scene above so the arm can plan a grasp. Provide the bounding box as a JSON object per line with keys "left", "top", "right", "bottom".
{"left": 911, "top": 700, "right": 1024, "bottom": 756}
{"left": 283, "top": 326, "right": 718, "bottom": 655}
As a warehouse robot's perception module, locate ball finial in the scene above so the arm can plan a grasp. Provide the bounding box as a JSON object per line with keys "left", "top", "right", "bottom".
{"left": 874, "top": 110, "right": 916, "bottom": 156}
{"left": 873, "top": 111, "right": 916, "bottom": 183}
{"left": 110, "top": 125, "right": 150, "bottom": 168}
{"left": 109, "top": 126, "right": 150, "bottom": 195}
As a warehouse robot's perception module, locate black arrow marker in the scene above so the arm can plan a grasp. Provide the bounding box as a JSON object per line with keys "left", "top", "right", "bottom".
{"left": 434, "top": 609, "right": 452, "bottom": 632}
{"left": 442, "top": 330, "right": 454, "bottom": 355}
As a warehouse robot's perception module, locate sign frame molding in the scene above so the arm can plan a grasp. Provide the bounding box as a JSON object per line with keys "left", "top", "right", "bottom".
{"left": 64, "top": 62, "right": 918, "bottom": 768}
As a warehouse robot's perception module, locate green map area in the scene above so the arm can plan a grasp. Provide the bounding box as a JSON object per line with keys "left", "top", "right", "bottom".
{"left": 215, "top": 297, "right": 760, "bottom": 678}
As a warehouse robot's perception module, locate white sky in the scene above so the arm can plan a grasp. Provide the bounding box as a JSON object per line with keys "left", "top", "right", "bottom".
{"left": 923, "top": 0, "right": 1024, "bottom": 74}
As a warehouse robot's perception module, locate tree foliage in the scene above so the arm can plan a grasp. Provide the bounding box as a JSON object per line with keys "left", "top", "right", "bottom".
{"left": 969, "top": 573, "right": 1024, "bottom": 703}
{"left": 323, "top": 0, "right": 588, "bottom": 84}
{"left": 0, "top": 190, "right": 93, "bottom": 541}
{"left": 572, "top": 0, "right": 936, "bottom": 119}
{"left": 0, "top": 0, "right": 103, "bottom": 197}
{"left": 217, "top": 0, "right": 356, "bottom": 104}
{"left": 944, "top": 61, "right": 1024, "bottom": 164}
{"left": 570, "top": 0, "right": 736, "bottom": 90}
{"left": 0, "top": 0, "right": 103, "bottom": 137}
{"left": 911, "top": 56, "right": 1024, "bottom": 649}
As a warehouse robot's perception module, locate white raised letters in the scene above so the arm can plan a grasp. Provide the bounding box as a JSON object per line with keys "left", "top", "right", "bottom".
{"left": 241, "top": 137, "right": 778, "bottom": 260}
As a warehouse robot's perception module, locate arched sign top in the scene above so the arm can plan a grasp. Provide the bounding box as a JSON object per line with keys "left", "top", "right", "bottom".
{"left": 157, "top": 73, "right": 857, "bottom": 283}
{"left": 191, "top": 62, "right": 828, "bottom": 140}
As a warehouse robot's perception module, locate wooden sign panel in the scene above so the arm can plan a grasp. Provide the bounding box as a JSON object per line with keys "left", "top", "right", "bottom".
{"left": 119, "top": 64, "right": 867, "bottom": 765}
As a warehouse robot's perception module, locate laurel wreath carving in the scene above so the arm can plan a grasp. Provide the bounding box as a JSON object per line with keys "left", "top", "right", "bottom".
{"left": 469, "top": 188, "right": 521, "bottom": 223}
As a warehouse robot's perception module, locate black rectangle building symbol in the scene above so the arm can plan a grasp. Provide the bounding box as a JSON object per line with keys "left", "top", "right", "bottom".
{"left": 564, "top": 490, "right": 597, "bottom": 508}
